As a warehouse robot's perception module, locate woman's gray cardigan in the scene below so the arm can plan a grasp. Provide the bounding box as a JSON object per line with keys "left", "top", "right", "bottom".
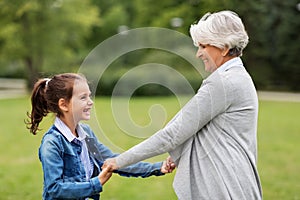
{"left": 115, "top": 58, "right": 262, "bottom": 200}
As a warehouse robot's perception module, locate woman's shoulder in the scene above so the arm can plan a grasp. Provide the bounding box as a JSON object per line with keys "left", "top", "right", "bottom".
{"left": 201, "top": 71, "right": 229, "bottom": 91}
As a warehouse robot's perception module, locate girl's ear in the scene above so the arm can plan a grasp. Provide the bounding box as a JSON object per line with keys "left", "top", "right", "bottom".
{"left": 58, "top": 98, "right": 69, "bottom": 112}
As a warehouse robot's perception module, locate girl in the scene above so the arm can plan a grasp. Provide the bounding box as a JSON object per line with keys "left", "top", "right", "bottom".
{"left": 26, "top": 73, "right": 174, "bottom": 200}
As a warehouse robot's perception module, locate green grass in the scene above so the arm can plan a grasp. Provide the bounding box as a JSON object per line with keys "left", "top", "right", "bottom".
{"left": 257, "top": 101, "right": 300, "bottom": 199}
{"left": 0, "top": 96, "right": 299, "bottom": 199}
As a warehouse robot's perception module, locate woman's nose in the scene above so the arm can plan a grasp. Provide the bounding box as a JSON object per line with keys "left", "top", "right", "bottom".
{"left": 196, "top": 48, "right": 203, "bottom": 58}
{"left": 88, "top": 98, "right": 94, "bottom": 106}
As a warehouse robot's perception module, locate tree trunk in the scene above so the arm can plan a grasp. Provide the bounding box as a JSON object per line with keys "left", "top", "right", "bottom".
{"left": 25, "top": 57, "right": 39, "bottom": 90}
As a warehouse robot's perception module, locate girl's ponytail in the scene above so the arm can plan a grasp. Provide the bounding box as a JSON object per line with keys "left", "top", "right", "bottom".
{"left": 26, "top": 79, "right": 49, "bottom": 135}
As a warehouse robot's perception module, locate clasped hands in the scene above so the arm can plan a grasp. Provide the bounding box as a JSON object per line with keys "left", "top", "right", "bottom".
{"left": 102, "top": 156, "right": 176, "bottom": 174}
{"left": 98, "top": 156, "right": 176, "bottom": 185}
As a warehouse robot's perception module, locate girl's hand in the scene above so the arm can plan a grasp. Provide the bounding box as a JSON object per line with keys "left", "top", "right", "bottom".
{"left": 161, "top": 156, "right": 176, "bottom": 174}
{"left": 98, "top": 165, "right": 113, "bottom": 185}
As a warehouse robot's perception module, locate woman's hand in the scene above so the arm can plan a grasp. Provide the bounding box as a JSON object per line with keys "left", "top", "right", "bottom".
{"left": 102, "top": 158, "right": 119, "bottom": 172}
{"left": 98, "top": 165, "right": 113, "bottom": 185}
{"left": 161, "top": 156, "right": 176, "bottom": 174}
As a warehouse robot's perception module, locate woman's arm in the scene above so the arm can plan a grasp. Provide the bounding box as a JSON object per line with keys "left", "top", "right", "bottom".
{"left": 104, "top": 75, "right": 228, "bottom": 170}
{"left": 85, "top": 128, "right": 175, "bottom": 178}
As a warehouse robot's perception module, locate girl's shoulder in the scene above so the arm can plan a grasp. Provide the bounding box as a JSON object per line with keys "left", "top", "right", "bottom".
{"left": 39, "top": 125, "right": 66, "bottom": 156}
{"left": 41, "top": 125, "right": 65, "bottom": 143}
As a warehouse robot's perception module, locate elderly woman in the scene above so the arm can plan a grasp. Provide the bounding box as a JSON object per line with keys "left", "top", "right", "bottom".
{"left": 104, "top": 10, "right": 262, "bottom": 200}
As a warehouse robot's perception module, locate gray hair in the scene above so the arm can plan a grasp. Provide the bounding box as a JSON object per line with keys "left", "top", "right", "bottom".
{"left": 190, "top": 10, "right": 249, "bottom": 56}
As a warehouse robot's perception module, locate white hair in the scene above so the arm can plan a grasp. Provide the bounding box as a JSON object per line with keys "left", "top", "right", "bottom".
{"left": 190, "top": 10, "right": 249, "bottom": 56}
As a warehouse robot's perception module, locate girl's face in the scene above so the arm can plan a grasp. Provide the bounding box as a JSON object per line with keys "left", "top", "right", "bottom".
{"left": 69, "top": 79, "right": 93, "bottom": 124}
{"left": 196, "top": 43, "right": 226, "bottom": 72}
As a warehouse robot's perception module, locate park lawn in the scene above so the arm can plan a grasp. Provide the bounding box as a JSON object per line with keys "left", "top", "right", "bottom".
{"left": 0, "top": 96, "right": 299, "bottom": 199}
{"left": 257, "top": 101, "right": 300, "bottom": 199}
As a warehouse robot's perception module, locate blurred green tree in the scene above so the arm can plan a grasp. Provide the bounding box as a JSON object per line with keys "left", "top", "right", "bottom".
{"left": 223, "top": 0, "right": 300, "bottom": 91}
{"left": 1, "top": 0, "right": 299, "bottom": 92}
{"left": 0, "top": 0, "right": 100, "bottom": 88}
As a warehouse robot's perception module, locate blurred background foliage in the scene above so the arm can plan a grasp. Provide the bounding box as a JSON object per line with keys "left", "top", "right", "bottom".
{"left": 0, "top": 0, "right": 299, "bottom": 94}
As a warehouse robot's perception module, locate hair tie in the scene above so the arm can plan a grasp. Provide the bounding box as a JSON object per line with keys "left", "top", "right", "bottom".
{"left": 44, "top": 78, "right": 51, "bottom": 88}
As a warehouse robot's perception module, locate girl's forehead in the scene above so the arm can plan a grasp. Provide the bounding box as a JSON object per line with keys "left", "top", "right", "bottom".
{"left": 73, "top": 80, "right": 90, "bottom": 92}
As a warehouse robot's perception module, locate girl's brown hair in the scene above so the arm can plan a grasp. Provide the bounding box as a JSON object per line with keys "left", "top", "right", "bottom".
{"left": 26, "top": 73, "right": 86, "bottom": 135}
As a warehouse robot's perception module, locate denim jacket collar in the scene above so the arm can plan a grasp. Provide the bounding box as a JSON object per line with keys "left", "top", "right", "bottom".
{"left": 54, "top": 117, "right": 87, "bottom": 142}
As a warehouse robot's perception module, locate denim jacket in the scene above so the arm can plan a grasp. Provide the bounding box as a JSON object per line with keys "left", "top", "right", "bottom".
{"left": 39, "top": 123, "right": 164, "bottom": 200}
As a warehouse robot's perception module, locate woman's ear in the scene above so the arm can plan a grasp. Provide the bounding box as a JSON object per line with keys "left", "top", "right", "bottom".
{"left": 221, "top": 48, "right": 230, "bottom": 57}
{"left": 58, "top": 98, "right": 69, "bottom": 112}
